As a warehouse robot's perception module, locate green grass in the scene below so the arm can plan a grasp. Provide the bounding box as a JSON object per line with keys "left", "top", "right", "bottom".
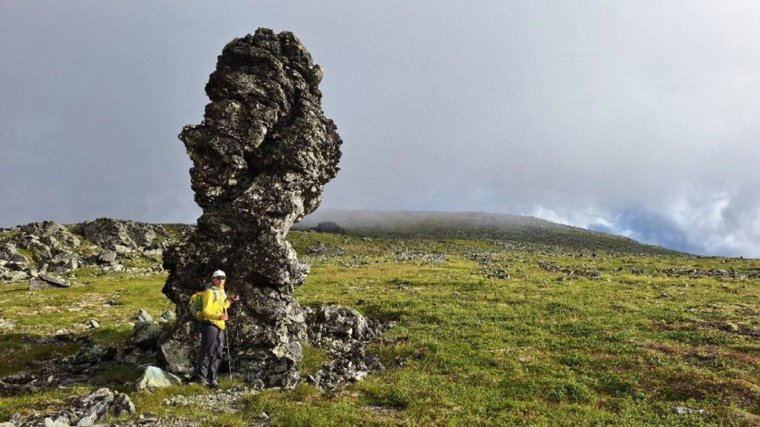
{"left": 1, "top": 231, "right": 759, "bottom": 426}
{"left": 15, "top": 248, "right": 36, "bottom": 265}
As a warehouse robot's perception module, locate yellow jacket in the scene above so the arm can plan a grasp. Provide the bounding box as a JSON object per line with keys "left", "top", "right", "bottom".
{"left": 200, "top": 285, "right": 231, "bottom": 330}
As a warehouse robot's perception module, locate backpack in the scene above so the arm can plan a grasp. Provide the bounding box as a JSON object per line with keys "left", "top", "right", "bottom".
{"left": 190, "top": 284, "right": 220, "bottom": 320}
{"left": 190, "top": 291, "right": 205, "bottom": 320}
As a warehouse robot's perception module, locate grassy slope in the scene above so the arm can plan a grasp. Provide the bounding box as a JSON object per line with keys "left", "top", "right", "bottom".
{"left": 295, "top": 210, "right": 680, "bottom": 256}
{"left": 1, "top": 231, "right": 758, "bottom": 426}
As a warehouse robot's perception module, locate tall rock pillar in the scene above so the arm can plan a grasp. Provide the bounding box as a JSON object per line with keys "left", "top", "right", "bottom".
{"left": 159, "top": 28, "right": 342, "bottom": 387}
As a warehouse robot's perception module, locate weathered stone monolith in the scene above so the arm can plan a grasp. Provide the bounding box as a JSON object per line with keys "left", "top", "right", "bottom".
{"left": 159, "top": 28, "right": 342, "bottom": 387}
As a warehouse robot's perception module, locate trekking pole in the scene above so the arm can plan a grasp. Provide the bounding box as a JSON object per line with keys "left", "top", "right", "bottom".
{"left": 225, "top": 294, "right": 240, "bottom": 380}
{"left": 226, "top": 327, "right": 233, "bottom": 379}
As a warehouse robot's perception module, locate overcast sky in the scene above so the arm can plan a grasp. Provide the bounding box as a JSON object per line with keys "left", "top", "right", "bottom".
{"left": 2, "top": 1, "right": 759, "bottom": 257}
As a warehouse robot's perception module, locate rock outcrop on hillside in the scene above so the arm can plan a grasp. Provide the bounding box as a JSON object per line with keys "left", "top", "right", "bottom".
{"left": 312, "top": 221, "right": 345, "bottom": 234}
{"left": 0, "top": 219, "right": 192, "bottom": 283}
{"left": 159, "top": 28, "right": 342, "bottom": 387}
{"left": 73, "top": 218, "right": 185, "bottom": 254}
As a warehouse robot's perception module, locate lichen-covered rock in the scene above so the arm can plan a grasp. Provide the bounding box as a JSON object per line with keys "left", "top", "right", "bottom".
{"left": 2, "top": 387, "right": 135, "bottom": 426}
{"left": 129, "top": 320, "right": 162, "bottom": 350}
{"left": 158, "top": 320, "right": 198, "bottom": 375}
{"left": 0, "top": 219, "right": 192, "bottom": 282}
{"left": 305, "top": 305, "right": 389, "bottom": 390}
{"left": 2, "top": 222, "right": 84, "bottom": 278}
{"left": 73, "top": 218, "right": 183, "bottom": 253}
{"left": 136, "top": 366, "right": 182, "bottom": 391}
{"left": 160, "top": 28, "right": 342, "bottom": 388}
{"left": 307, "top": 305, "right": 375, "bottom": 343}
{"left": 96, "top": 250, "right": 118, "bottom": 265}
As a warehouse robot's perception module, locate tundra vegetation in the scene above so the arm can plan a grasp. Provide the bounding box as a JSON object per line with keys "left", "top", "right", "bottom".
{"left": 1, "top": 230, "right": 758, "bottom": 426}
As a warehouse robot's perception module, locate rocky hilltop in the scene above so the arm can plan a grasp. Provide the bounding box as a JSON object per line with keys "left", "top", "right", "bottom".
{"left": 0, "top": 218, "right": 192, "bottom": 283}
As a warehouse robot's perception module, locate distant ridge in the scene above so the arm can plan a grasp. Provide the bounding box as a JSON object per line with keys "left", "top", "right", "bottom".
{"left": 295, "top": 209, "right": 683, "bottom": 256}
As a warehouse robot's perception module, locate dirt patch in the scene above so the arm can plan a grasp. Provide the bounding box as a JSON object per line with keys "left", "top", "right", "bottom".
{"left": 650, "top": 318, "right": 760, "bottom": 340}
{"left": 646, "top": 341, "right": 760, "bottom": 366}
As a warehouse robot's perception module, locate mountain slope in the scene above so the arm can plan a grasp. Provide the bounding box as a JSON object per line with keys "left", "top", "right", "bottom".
{"left": 296, "top": 210, "right": 682, "bottom": 256}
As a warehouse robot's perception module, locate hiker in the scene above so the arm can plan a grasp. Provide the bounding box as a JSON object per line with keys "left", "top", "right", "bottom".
{"left": 195, "top": 269, "right": 240, "bottom": 388}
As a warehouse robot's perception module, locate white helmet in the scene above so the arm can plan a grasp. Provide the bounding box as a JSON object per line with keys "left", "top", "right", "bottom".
{"left": 212, "top": 270, "right": 226, "bottom": 278}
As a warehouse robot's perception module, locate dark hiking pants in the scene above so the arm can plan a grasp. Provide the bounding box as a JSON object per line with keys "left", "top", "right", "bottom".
{"left": 196, "top": 322, "right": 226, "bottom": 384}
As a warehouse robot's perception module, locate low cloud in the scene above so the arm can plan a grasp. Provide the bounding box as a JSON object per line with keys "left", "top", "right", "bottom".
{"left": 530, "top": 191, "right": 760, "bottom": 257}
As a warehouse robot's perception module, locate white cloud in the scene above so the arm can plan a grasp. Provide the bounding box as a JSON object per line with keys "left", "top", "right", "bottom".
{"left": 530, "top": 191, "right": 760, "bottom": 257}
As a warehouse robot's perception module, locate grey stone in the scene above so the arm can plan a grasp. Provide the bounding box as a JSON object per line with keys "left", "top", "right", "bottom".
{"left": 96, "top": 250, "right": 117, "bottom": 265}
{"left": 159, "top": 338, "right": 194, "bottom": 375}
{"left": 158, "top": 310, "right": 176, "bottom": 324}
{"left": 136, "top": 366, "right": 182, "bottom": 390}
{"left": 76, "top": 412, "right": 97, "bottom": 426}
{"left": 159, "top": 28, "right": 342, "bottom": 388}
{"left": 144, "top": 248, "right": 162, "bottom": 257}
{"left": 39, "top": 273, "right": 70, "bottom": 286}
{"left": 49, "top": 253, "right": 80, "bottom": 272}
{"left": 12, "top": 388, "right": 134, "bottom": 427}
{"left": 4, "top": 260, "right": 28, "bottom": 272}
{"left": 29, "top": 274, "right": 71, "bottom": 290}
{"left": 112, "top": 244, "right": 132, "bottom": 254}
{"left": 44, "top": 417, "right": 70, "bottom": 427}
{"left": 673, "top": 406, "right": 705, "bottom": 415}
{"left": 111, "top": 393, "right": 136, "bottom": 417}
{"left": 137, "top": 416, "right": 159, "bottom": 424}
{"left": 136, "top": 308, "right": 153, "bottom": 323}
{"left": 1, "top": 270, "right": 27, "bottom": 283}
{"left": 129, "top": 321, "right": 161, "bottom": 350}
{"left": 0, "top": 319, "right": 16, "bottom": 329}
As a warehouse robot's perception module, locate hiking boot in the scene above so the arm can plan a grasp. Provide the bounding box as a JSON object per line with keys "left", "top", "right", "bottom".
{"left": 208, "top": 381, "right": 219, "bottom": 389}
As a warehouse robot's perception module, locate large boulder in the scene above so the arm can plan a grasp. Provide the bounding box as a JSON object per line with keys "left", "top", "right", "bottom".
{"left": 160, "top": 28, "right": 342, "bottom": 388}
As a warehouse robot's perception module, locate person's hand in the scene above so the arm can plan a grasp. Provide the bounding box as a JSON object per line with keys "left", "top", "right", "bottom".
{"left": 227, "top": 295, "right": 241, "bottom": 303}
{"left": 221, "top": 313, "right": 229, "bottom": 321}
